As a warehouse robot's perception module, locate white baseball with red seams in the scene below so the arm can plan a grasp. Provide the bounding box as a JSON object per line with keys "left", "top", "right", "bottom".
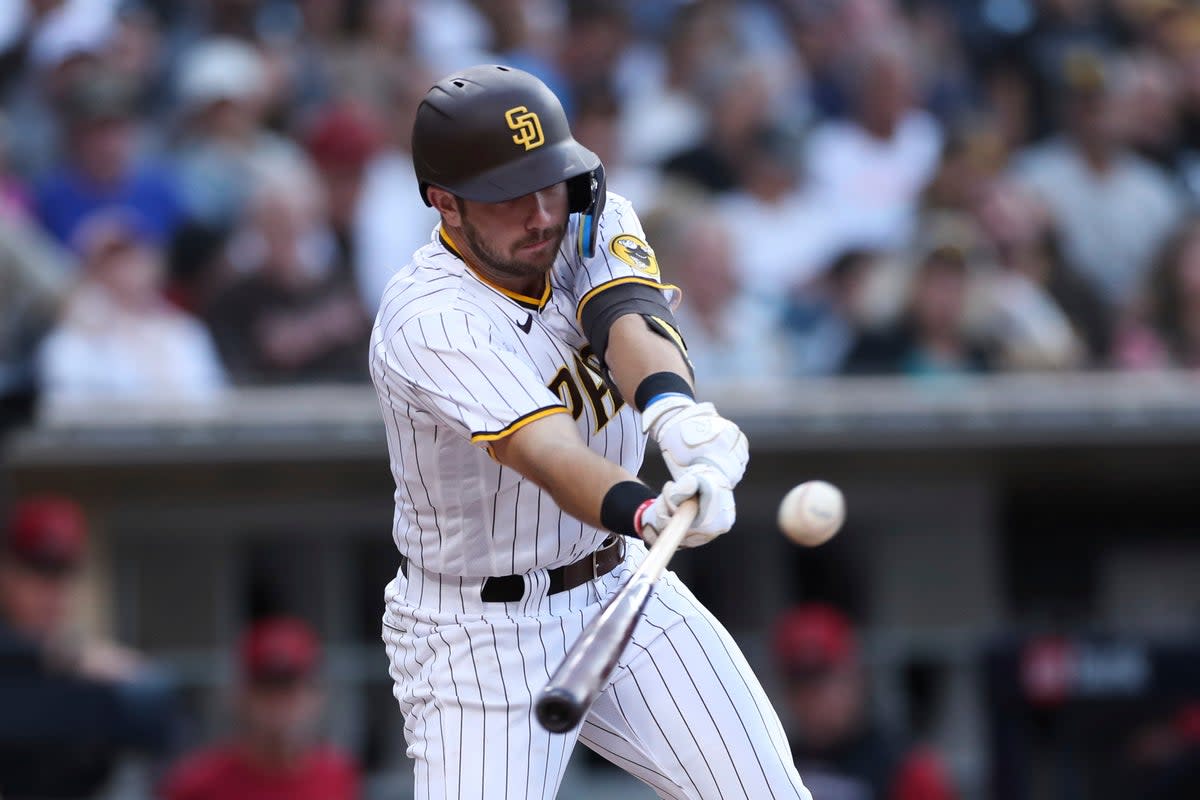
{"left": 778, "top": 481, "right": 846, "bottom": 546}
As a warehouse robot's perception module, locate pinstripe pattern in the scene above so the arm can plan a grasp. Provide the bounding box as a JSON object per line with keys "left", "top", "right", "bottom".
{"left": 373, "top": 193, "right": 808, "bottom": 798}
{"left": 370, "top": 194, "right": 673, "bottom": 578}
{"left": 381, "top": 540, "right": 811, "bottom": 799}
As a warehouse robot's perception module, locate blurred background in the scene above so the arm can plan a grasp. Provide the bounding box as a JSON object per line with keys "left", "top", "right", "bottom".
{"left": 2, "top": 0, "right": 1200, "bottom": 798}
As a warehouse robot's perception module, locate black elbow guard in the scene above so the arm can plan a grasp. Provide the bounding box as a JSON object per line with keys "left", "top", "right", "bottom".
{"left": 579, "top": 283, "right": 689, "bottom": 373}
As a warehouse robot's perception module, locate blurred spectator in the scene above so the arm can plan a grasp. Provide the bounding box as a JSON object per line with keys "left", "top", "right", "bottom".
{"left": 34, "top": 70, "right": 183, "bottom": 248}
{"left": 1013, "top": 47, "right": 1184, "bottom": 312}
{"left": 783, "top": 249, "right": 883, "bottom": 376}
{"left": 206, "top": 177, "right": 371, "bottom": 384}
{"left": 661, "top": 59, "right": 775, "bottom": 195}
{"left": 326, "top": 0, "right": 420, "bottom": 110}
{"left": 0, "top": 0, "right": 122, "bottom": 178}
{"left": 305, "top": 100, "right": 384, "bottom": 271}
{"left": 558, "top": 0, "right": 629, "bottom": 115}
{"left": 908, "top": 0, "right": 978, "bottom": 121}
{"left": 777, "top": 0, "right": 899, "bottom": 121}
{"left": 1004, "top": 0, "right": 1120, "bottom": 142}
{"left": 0, "top": 215, "right": 71, "bottom": 428}
{"left": 160, "top": 617, "right": 359, "bottom": 800}
{"left": 923, "top": 119, "right": 1010, "bottom": 215}
{"left": 165, "top": 221, "right": 234, "bottom": 315}
{"left": 106, "top": 1, "right": 170, "bottom": 116}
{"left": 716, "top": 126, "right": 847, "bottom": 299}
{"left": 473, "top": 0, "right": 571, "bottom": 104}
{"left": 1115, "top": 215, "right": 1200, "bottom": 369}
{"left": 649, "top": 205, "right": 791, "bottom": 383}
{"left": 353, "top": 70, "right": 439, "bottom": 313}
{"left": 970, "top": 179, "right": 1110, "bottom": 365}
{"left": 171, "top": 37, "right": 313, "bottom": 227}
{"left": 843, "top": 238, "right": 994, "bottom": 377}
{"left": 36, "top": 209, "right": 227, "bottom": 404}
{"left": 804, "top": 31, "right": 944, "bottom": 251}
{"left": 572, "top": 83, "right": 660, "bottom": 209}
{"left": 1113, "top": 51, "right": 1185, "bottom": 176}
{"left": 622, "top": 1, "right": 733, "bottom": 168}
{"left": 0, "top": 495, "right": 175, "bottom": 799}
{"left": 773, "top": 604, "right": 958, "bottom": 800}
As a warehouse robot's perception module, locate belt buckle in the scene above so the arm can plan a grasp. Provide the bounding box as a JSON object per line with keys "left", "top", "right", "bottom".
{"left": 591, "top": 547, "right": 602, "bottom": 582}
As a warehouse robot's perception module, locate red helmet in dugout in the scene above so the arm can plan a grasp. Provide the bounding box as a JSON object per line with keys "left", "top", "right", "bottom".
{"left": 240, "top": 617, "right": 320, "bottom": 682}
{"left": 411, "top": 64, "right": 607, "bottom": 257}
{"left": 772, "top": 603, "right": 859, "bottom": 680}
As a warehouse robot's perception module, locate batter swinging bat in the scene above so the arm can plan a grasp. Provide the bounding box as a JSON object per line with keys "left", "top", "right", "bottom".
{"left": 535, "top": 497, "right": 699, "bottom": 733}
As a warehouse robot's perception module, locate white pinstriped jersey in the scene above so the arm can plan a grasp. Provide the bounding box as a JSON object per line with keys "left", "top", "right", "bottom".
{"left": 370, "top": 192, "right": 678, "bottom": 578}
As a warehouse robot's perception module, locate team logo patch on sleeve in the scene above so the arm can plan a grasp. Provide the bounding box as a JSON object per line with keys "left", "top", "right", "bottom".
{"left": 610, "top": 234, "right": 659, "bottom": 277}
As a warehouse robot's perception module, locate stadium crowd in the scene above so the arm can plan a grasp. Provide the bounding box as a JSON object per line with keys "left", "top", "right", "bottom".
{"left": 5, "top": 4, "right": 1200, "bottom": 798}
{"left": 4, "top": 0, "right": 1200, "bottom": 422}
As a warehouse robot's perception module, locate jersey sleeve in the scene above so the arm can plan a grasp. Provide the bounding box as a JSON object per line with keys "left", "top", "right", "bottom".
{"left": 374, "top": 309, "right": 568, "bottom": 447}
{"left": 572, "top": 193, "right": 681, "bottom": 328}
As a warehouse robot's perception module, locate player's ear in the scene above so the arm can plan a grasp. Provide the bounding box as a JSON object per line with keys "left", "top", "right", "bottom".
{"left": 428, "top": 188, "right": 462, "bottom": 226}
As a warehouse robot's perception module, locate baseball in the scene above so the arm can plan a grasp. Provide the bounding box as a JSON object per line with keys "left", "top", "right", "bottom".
{"left": 778, "top": 481, "right": 845, "bottom": 546}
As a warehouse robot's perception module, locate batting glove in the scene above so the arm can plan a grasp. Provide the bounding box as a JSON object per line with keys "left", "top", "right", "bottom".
{"left": 641, "top": 397, "right": 749, "bottom": 486}
{"left": 636, "top": 465, "right": 736, "bottom": 548}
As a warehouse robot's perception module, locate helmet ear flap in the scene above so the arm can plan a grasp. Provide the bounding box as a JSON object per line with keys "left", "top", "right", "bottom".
{"left": 573, "top": 165, "right": 606, "bottom": 259}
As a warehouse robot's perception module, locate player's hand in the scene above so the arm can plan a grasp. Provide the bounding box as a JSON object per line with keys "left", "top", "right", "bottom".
{"left": 641, "top": 397, "right": 749, "bottom": 486}
{"left": 637, "top": 466, "right": 735, "bottom": 548}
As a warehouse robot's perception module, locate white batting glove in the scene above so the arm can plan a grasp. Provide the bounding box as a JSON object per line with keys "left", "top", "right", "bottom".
{"left": 641, "top": 396, "right": 749, "bottom": 486}
{"left": 636, "top": 466, "right": 736, "bottom": 548}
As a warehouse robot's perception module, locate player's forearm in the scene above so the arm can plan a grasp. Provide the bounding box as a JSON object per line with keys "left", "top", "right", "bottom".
{"left": 518, "top": 439, "right": 638, "bottom": 530}
{"left": 491, "top": 414, "right": 648, "bottom": 533}
{"left": 603, "top": 314, "right": 692, "bottom": 407}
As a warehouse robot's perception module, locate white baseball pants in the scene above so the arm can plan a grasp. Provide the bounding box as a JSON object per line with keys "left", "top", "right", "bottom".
{"left": 382, "top": 538, "right": 812, "bottom": 799}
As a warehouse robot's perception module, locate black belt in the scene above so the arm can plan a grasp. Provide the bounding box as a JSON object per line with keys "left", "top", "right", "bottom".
{"left": 398, "top": 536, "right": 625, "bottom": 603}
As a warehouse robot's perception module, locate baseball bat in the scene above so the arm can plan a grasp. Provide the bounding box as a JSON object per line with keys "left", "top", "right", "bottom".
{"left": 535, "top": 497, "right": 699, "bottom": 733}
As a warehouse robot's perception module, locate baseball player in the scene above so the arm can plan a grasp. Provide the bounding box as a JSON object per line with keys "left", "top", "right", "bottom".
{"left": 371, "top": 64, "right": 811, "bottom": 799}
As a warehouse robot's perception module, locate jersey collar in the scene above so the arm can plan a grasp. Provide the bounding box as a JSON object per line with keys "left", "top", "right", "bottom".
{"left": 439, "top": 227, "right": 551, "bottom": 312}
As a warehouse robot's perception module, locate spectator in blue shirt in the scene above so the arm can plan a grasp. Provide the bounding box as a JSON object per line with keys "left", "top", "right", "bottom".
{"left": 33, "top": 71, "right": 184, "bottom": 251}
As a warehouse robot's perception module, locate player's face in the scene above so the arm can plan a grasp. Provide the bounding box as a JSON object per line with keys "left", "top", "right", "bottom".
{"left": 456, "top": 182, "right": 569, "bottom": 279}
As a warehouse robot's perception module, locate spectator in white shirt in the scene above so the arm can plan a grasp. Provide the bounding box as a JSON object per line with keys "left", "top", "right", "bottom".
{"left": 36, "top": 209, "right": 226, "bottom": 406}
{"left": 717, "top": 126, "right": 848, "bottom": 300}
{"left": 1013, "top": 48, "right": 1184, "bottom": 312}
{"left": 804, "top": 31, "right": 943, "bottom": 251}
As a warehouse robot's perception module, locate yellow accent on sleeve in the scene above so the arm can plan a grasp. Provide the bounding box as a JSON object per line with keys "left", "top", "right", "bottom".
{"left": 469, "top": 405, "right": 570, "bottom": 444}
{"left": 648, "top": 315, "right": 688, "bottom": 355}
{"left": 575, "top": 277, "right": 681, "bottom": 325}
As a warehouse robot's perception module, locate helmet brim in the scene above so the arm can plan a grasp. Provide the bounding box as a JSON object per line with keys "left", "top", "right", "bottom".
{"left": 423, "top": 138, "right": 600, "bottom": 206}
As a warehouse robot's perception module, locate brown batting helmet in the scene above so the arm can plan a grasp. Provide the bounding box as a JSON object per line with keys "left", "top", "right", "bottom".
{"left": 412, "top": 64, "right": 606, "bottom": 257}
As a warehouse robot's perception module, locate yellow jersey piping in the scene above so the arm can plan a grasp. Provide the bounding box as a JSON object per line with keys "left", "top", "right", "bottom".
{"left": 470, "top": 405, "right": 569, "bottom": 444}
{"left": 440, "top": 227, "right": 551, "bottom": 311}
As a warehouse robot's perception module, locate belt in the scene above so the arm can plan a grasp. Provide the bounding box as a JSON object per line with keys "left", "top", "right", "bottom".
{"left": 399, "top": 536, "right": 624, "bottom": 603}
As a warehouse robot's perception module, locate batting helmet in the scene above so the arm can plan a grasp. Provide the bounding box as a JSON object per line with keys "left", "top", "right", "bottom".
{"left": 412, "top": 64, "right": 606, "bottom": 257}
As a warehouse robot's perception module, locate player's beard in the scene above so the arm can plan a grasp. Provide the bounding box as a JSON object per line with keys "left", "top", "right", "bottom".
{"left": 458, "top": 210, "right": 566, "bottom": 280}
